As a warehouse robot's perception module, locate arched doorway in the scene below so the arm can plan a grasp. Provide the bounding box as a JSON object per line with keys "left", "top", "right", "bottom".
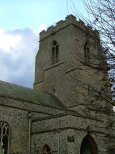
{"left": 80, "top": 134, "right": 98, "bottom": 154}
{"left": 42, "top": 144, "right": 51, "bottom": 154}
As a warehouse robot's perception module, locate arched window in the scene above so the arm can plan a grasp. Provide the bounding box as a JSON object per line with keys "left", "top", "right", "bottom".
{"left": 80, "top": 134, "right": 98, "bottom": 154}
{"left": 84, "top": 42, "right": 90, "bottom": 65}
{"left": 0, "top": 122, "right": 10, "bottom": 154}
{"left": 51, "top": 41, "right": 59, "bottom": 64}
{"left": 42, "top": 144, "right": 51, "bottom": 154}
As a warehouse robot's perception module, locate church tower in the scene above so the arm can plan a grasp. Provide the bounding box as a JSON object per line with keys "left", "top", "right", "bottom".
{"left": 31, "top": 15, "right": 115, "bottom": 154}
{"left": 34, "top": 15, "right": 112, "bottom": 112}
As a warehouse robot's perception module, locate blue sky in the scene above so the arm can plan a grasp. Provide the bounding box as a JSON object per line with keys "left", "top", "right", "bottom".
{"left": 0, "top": 0, "right": 86, "bottom": 30}
{"left": 0, "top": 0, "right": 86, "bottom": 88}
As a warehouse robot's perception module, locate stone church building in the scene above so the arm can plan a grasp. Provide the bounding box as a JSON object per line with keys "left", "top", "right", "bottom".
{"left": 0, "top": 15, "right": 114, "bottom": 154}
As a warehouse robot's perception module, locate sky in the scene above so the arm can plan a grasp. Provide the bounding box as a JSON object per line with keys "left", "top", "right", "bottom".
{"left": 0, "top": 0, "right": 86, "bottom": 88}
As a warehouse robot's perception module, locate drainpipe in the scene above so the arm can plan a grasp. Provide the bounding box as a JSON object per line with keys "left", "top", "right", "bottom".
{"left": 28, "top": 111, "right": 32, "bottom": 154}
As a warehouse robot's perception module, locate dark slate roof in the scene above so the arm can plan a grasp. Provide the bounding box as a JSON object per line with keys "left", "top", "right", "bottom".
{"left": 0, "top": 80, "right": 67, "bottom": 110}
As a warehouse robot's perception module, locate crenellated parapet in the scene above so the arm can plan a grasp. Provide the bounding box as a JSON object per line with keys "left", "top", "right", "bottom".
{"left": 40, "top": 14, "right": 99, "bottom": 40}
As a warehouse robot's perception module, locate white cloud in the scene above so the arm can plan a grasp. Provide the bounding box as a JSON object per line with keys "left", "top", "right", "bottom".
{"left": 0, "top": 28, "right": 38, "bottom": 88}
{"left": 38, "top": 24, "right": 48, "bottom": 32}
{"left": 0, "top": 29, "right": 21, "bottom": 54}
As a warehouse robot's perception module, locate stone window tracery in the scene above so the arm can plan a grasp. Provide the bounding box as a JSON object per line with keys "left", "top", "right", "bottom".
{"left": 51, "top": 41, "right": 59, "bottom": 64}
{"left": 0, "top": 122, "right": 10, "bottom": 154}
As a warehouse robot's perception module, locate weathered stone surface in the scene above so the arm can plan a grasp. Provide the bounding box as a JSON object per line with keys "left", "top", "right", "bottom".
{"left": 0, "top": 15, "right": 114, "bottom": 154}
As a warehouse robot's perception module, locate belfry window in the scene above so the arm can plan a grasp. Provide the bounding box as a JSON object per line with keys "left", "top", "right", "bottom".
{"left": 51, "top": 41, "right": 59, "bottom": 64}
{"left": 84, "top": 42, "right": 90, "bottom": 65}
{"left": 0, "top": 122, "right": 10, "bottom": 154}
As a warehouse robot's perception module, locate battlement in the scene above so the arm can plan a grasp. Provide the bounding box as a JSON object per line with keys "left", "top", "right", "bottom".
{"left": 40, "top": 14, "right": 99, "bottom": 40}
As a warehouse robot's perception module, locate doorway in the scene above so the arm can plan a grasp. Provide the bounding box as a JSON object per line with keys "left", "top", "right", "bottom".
{"left": 80, "top": 134, "right": 98, "bottom": 154}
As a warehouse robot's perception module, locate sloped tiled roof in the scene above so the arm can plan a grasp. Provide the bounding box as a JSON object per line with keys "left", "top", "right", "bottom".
{"left": 0, "top": 80, "right": 67, "bottom": 110}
